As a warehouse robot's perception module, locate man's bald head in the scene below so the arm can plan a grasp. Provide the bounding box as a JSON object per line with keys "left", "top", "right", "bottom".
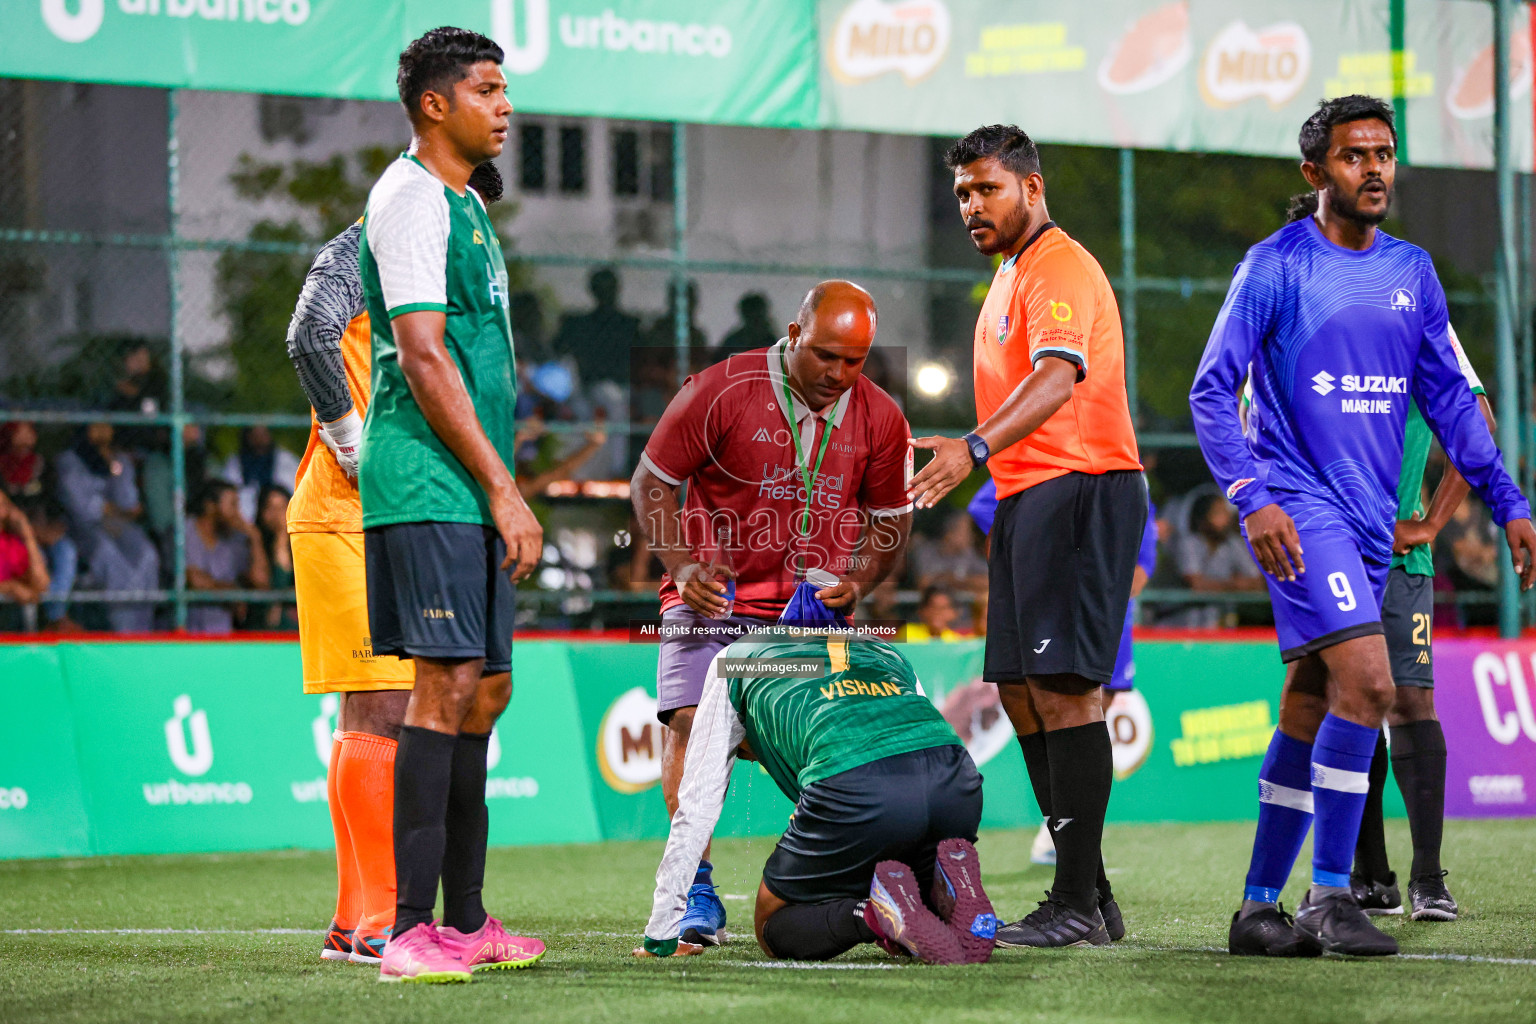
{"left": 795, "top": 280, "right": 877, "bottom": 339}
{"left": 783, "top": 280, "right": 878, "bottom": 412}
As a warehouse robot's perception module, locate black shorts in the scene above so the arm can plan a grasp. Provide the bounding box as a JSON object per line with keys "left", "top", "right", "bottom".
{"left": 984, "top": 469, "right": 1146, "bottom": 686}
{"left": 364, "top": 521, "right": 515, "bottom": 674}
{"left": 761, "top": 745, "right": 982, "bottom": 906}
{"left": 1382, "top": 567, "right": 1434, "bottom": 688}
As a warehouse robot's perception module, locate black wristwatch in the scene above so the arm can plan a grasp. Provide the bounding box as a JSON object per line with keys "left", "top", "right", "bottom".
{"left": 962, "top": 432, "right": 990, "bottom": 467}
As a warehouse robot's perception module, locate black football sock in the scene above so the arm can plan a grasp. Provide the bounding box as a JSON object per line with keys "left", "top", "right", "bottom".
{"left": 1044, "top": 722, "right": 1113, "bottom": 916}
{"left": 441, "top": 730, "right": 491, "bottom": 934}
{"left": 393, "top": 725, "right": 458, "bottom": 934}
{"left": 1353, "top": 730, "right": 1392, "bottom": 883}
{"left": 761, "top": 899, "right": 875, "bottom": 961}
{"left": 1016, "top": 730, "right": 1053, "bottom": 821}
{"left": 1389, "top": 719, "right": 1448, "bottom": 879}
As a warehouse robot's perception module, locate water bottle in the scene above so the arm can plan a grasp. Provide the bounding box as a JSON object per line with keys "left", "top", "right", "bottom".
{"left": 710, "top": 524, "right": 736, "bottom": 621}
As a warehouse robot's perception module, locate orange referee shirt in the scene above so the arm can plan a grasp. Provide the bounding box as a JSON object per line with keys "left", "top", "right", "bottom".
{"left": 287, "top": 311, "right": 370, "bottom": 534}
{"left": 973, "top": 222, "right": 1140, "bottom": 499}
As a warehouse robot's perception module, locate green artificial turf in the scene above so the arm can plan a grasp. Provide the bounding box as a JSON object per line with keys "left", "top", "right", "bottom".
{"left": 3, "top": 820, "right": 1534, "bottom": 1024}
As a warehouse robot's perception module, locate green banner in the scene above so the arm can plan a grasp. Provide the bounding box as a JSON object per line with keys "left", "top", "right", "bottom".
{"left": 817, "top": 0, "right": 1532, "bottom": 170}
{"left": 0, "top": 1, "right": 1525, "bottom": 168}
{"left": 0, "top": 637, "right": 1410, "bottom": 860}
{"left": 2, "top": 0, "right": 819, "bottom": 128}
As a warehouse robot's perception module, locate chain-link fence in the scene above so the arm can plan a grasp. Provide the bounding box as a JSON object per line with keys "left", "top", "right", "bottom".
{"left": 0, "top": 79, "right": 1528, "bottom": 635}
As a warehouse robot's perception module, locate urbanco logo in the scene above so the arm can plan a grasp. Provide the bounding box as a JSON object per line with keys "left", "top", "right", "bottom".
{"left": 41, "top": 0, "right": 103, "bottom": 43}
{"left": 492, "top": 0, "right": 733, "bottom": 77}
{"left": 165, "top": 694, "right": 213, "bottom": 777}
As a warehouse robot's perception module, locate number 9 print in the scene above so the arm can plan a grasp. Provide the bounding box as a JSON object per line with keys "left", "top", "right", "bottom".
{"left": 1328, "top": 572, "right": 1357, "bottom": 612}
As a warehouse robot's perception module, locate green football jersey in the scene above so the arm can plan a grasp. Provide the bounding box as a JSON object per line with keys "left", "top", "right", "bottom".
{"left": 1392, "top": 326, "right": 1485, "bottom": 576}
{"left": 358, "top": 154, "right": 516, "bottom": 529}
{"left": 722, "top": 634, "right": 961, "bottom": 800}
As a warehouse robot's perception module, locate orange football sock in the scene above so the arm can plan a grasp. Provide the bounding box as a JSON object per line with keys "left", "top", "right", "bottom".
{"left": 337, "top": 730, "right": 399, "bottom": 935}
{"left": 327, "top": 733, "right": 363, "bottom": 930}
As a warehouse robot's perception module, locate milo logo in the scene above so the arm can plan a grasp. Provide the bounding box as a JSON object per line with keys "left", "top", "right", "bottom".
{"left": 827, "top": 0, "right": 951, "bottom": 85}
{"left": 597, "top": 687, "right": 662, "bottom": 794}
{"left": 1199, "top": 20, "right": 1311, "bottom": 109}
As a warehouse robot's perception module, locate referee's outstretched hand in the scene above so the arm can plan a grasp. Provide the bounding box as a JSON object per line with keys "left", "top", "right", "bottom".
{"left": 1505, "top": 518, "right": 1536, "bottom": 591}
{"left": 907, "top": 435, "right": 974, "bottom": 510}
{"left": 1244, "top": 504, "right": 1304, "bottom": 582}
{"left": 492, "top": 485, "right": 544, "bottom": 583}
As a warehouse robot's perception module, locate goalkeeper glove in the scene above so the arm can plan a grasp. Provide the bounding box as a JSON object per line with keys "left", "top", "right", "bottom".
{"left": 318, "top": 408, "right": 363, "bottom": 481}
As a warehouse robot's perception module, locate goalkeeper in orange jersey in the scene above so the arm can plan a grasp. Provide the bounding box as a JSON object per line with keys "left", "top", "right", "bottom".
{"left": 285, "top": 160, "right": 506, "bottom": 966}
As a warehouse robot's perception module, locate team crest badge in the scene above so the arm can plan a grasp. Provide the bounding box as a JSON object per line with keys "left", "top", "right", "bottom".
{"left": 997, "top": 313, "right": 1010, "bottom": 345}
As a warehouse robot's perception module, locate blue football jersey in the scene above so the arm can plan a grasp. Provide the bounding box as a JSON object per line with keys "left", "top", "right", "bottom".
{"left": 1190, "top": 217, "right": 1528, "bottom": 567}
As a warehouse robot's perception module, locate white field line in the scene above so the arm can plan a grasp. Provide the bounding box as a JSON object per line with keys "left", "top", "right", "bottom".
{"left": 6, "top": 931, "right": 1534, "bottom": 968}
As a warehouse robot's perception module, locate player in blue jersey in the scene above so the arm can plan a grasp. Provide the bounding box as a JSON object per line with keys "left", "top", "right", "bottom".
{"left": 1190, "top": 95, "right": 1536, "bottom": 958}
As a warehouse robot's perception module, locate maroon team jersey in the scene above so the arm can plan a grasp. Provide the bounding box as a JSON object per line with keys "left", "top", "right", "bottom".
{"left": 641, "top": 341, "right": 913, "bottom": 620}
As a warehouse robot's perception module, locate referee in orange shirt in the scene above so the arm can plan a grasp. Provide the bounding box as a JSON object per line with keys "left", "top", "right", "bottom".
{"left": 909, "top": 125, "right": 1144, "bottom": 948}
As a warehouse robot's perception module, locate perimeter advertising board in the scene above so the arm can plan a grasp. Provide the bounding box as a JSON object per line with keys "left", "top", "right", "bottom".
{"left": 3, "top": 636, "right": 1532, "bottom": 859}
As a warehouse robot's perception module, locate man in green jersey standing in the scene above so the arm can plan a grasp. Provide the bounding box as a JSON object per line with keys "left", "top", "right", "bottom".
{"left": 635, "top": 632, "right": 998, "bottom": 965}
{"left": 360, "top": 27, "right": 545, "bottom": 983}
{"left": 1351, "top": 324, "right": 1490, "bottom": 924}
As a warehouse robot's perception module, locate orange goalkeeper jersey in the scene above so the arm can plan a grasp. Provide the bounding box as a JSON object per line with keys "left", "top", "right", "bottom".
{"left": 288, "top": 311, "right": 371, "bottom": 534}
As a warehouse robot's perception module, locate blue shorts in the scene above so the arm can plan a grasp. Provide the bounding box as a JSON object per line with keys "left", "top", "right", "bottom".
{"left": 1252, "top": 527, "right": 1387, "bottom": 662}
{"left": 1106, "top": 600, "right": 1136, "bottom": 691}
{"left": 364, "top": 521, "right": 515, "bottom": 674}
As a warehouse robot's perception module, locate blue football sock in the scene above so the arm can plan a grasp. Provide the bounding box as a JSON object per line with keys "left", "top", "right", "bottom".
{"left": 694, "top": 859, "right": 714, "bottom": 887}
{"left": 1310, "top": 714, "right": 1379, "bottom": 889}
{"left": 1242, "top": 730, "right": 1314, "bottom": 905}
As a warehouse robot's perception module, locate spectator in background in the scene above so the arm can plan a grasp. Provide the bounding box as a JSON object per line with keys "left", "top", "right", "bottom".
{"left": 510, "top": 290, "right": 554, "bottom": 367}
{"left": 552, "top": 267, "right": 642, "bottom": 387}
{"left": 55, "top": 422, "right": 160, "bottom": 633}
{"left": 255, "top": 484, "right": 297, "bottom": 631}
{"left": 553, "top": 268, "right": 643, "bottom": 480}
{"left": 910, "top": 510, "right": 989, "bottom": 594}
{"left": 0, "top": 421, "right": 45, "bottom": 501}
{"left": 221, "top": 425, "right": 300, "bottom": 524}
{"left": 715, "top": 293, "right": 776, "bottom": 360}
{"left": 184, "top": 479, "right": 269, "bottom": 635}
{"left": 142, "top": 422, "right": 212, "bottom": 544}
{"left": 101, "top": 340, "right": 169, "bottom": 454}
{"left": 908, "top": 585, "right": 962, "bottom": 642}
{"left": 1173, "top": 492, "right": 1261, "bottom": 627}
{"left": 0, "top": 490, "right": 50, "bottom": 623}
{"left": 514, "top": 416, "right": 608, "bottom": 495}
{"left": 645, "top": 280, "right": 709, "bottom": 371}
{"left": 26, "top": 499, "right": 79, "bottom": 632}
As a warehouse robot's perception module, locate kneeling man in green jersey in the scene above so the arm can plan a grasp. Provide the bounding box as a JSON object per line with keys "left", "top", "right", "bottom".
{"left": 636, "top": 632, "right": 998, "bottom": 965}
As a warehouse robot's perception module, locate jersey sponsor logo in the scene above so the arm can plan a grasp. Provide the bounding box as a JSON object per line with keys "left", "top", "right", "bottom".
{"left": 487, "top": 263, "right": 509, "bottom": 309}
{"left": 1341, "top": 398, "right": 1393, "bottom": 414}
{"left": 1199, "top": 20, "right": 1311, "bottom": 109}
{"left": 827, "top": 0, "right": 951, "bottom": 85}
{"left": 997, "top": 313, "right": 1010, "bottom": 344}
{"left": 1226, "top": 477, "right": 1255, "bottom": 500}
{"left": 1390, "top": 288, "right": 1416, "bottom": 310}
{"left": 1047, "top": 300, "right": 1073, "bottom": 322}
{"left": 1311, "top": 370, "right": 1336, "bottom": 396}
{"left": 1342, "top": 375, "right": 1407, "bottom": 394}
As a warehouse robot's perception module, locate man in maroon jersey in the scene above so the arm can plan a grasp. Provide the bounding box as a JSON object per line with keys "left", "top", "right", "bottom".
{"left": 630, "top": 279, "right": 913, "bottom": 948}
